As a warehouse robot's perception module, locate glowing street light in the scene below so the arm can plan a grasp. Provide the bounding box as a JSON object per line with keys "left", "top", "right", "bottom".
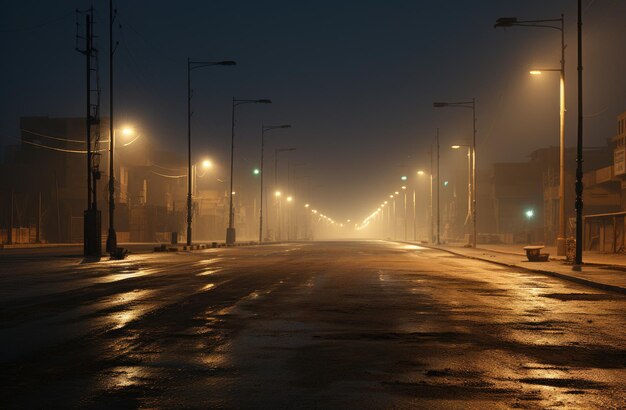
{"left": 434, "top": 99, "right": 477, "bottom": 247}
{"left": 227, "top": 98, "right": 272, "bottom": 246}
{"left": 186, "top": 59, "right": 236, "bottom": 247}
{"left": 495, "top": 14, "right": 566, "bottom": 256}
{"left": 107, "top": 124, "right": 139, "bottom": 255}
{"left": 259, "top": 124, "right": 291, "bottom": 243}
{"left": 451, "top": 144, "right": 473, "bottom": 246}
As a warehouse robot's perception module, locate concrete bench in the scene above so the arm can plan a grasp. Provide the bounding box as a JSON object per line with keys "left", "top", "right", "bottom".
{"left": 523, "top": 245, "right": 550, "bottom": 262}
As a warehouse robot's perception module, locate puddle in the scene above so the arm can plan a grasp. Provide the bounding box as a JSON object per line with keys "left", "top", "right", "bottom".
{"left": 541, "top": 293, "right": 618, "bottom": 301}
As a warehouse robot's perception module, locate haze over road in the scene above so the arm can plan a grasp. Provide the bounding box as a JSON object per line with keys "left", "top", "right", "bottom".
{"left": 2, "top": 241, "right": 625, "bottom": 408}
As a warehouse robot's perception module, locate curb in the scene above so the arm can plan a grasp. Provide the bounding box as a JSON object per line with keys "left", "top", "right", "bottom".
{"left": 416, "top": 243, "right": 626, "bottom": 296}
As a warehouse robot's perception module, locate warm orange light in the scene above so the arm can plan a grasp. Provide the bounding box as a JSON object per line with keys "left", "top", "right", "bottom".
{"left": 451, "top": 145, "right": 461, "bottom": 149}
{"left": 417, "top": 170, "right": 425, "bottom": 175}
{"left": 530, "top": 70, "right": 542, "bottom": 75}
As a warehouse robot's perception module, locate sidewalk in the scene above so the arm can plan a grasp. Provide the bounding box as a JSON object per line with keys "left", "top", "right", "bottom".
{"left": 425, "top": 242, "right": 626, "bottom": 295}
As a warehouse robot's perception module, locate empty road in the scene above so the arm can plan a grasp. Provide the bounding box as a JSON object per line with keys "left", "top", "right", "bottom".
{"left": 1, "top": 241, "right": 625, "bottom": 408}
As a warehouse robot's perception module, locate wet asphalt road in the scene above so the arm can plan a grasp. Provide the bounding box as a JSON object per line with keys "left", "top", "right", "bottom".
{"left": 1, "top": 241, "right": 625, "bottom": 409}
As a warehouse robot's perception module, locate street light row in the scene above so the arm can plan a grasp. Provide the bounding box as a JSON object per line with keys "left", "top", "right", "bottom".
{"left": 185, "top": 58, "right": 299, "bottom": 247}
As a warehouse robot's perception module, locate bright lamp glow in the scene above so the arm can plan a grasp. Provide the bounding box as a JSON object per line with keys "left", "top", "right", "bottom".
{"left": 417, "top": 170, "right": 425, "bottom": 175}
{"left": 121, "top": 127, "right": 134, "bottom": 136}
{"left": 525, "top": 209, "right": 535, "bottom": 219}
{"left": 202, "top": 159, "right": 213, "bottom": 169}
{"left": 529, "top": 70, "right": 542, "bottom": 75}
{"left": 451, "top": 145, "right": 461, "bottom": 149}
{"left": 275, "top": 191, "right": 281, "bottom": 197}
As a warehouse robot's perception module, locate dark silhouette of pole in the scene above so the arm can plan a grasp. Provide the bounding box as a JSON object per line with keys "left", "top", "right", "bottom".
{"left": 186, "top": 59, "right": 236, "bottom": 247}
{"left": 260, "top": 124, "right": 291, "bottom": 243}
{"left": 436, "top": 128, "right": 440, "bottom": 245}
{"left": 186, "top": 59, "right": 192, "bottom": 247}
{"left": 226, "top": 98, "right": 271, "bottom": 246}
{"left": 273, "top": 147, "right": 295, "bottom": 240}
{"left": 494, "top": 14, "right": 566, "bottom": 256}
{"left": 574, "top": 0, "right": 584, "bottom": 267}
{"left": 106, "top": 0, "right": 118, "bottom": 254}
{"left": 433, "top": 100, "right": 476, "bottom": 247}
{"left": 86, "top": 14, "right": 92, "bottom": 212}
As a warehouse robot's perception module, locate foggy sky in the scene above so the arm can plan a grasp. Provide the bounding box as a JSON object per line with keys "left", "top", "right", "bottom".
{"left": 1, "top": 0, "right": 625, "bottom": 223}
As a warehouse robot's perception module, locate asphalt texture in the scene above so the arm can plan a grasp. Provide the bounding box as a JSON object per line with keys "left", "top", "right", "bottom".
{"left": 1, "top": 241, "right": 625, "bottom": 409}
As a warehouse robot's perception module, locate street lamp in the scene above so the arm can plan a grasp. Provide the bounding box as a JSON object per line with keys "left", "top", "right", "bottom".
{"left": 417, "top": 169, "right": 434, "bottom": 243}
{"left": 274, "top": 147, "right": 296, "bottom": 240}
{"left": 259, "top": 124, "right": 291, "bottom": 243}
{"left": 452, "top": 144, "right": 472, "bottom": 245}
{"left": 286, "top": 196, "right": 293, "bottom": 240}
{"left": 226, "top": 98, "right": 272, "bottom": 246}
{"left": 433, "top": 101, "right": 476, "bottom": 247}
{"left": 495, "top": 14, "right": 566, "bottom": 256}
{"left": 401, "top": 185, "right": 407, "bottom": 241}
{"left": 106, "top": 125, "right": 135, "bottom": 255}
{"left": 186, "top": 59, "right": 236, "bottom": 247}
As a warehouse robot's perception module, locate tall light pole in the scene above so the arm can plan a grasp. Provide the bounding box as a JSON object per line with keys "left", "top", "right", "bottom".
{"left": 187, "top": 59, "right": 236, "bottom": 247}
{"left": 260, "top": 124, "right": 291, "bottom": 243}
{"left": 106, "top": 0, "right": 118, "bottom": 255}
{"left": 417, "top": 170, "right": 433, "bottom": 243}
{"left": 434, "top": 102, "right": 476, "bottom": 247}
{"left": 495, "top": 14, "right": 566, "bottom": 256}
{"left": 401, "top": 186, "right": 407, "bottom": 241}
{"left": 452, "top": 144, "right": 472, "bottom": 244}
{"left": 226, "top": 98, "right": 272, "bottom": 246}
{"left": 436, "top": 129, "right": 441, "bottom": 245}
{"left": 574, "top": 0, "right": 584, "bottom": 267}
{"left": 274, "top": 148, "right": 296, "bottom": 240}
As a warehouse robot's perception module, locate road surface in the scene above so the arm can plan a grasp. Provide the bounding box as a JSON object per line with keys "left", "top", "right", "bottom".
{"left": 1, "top": 241, "right": 625, "bottom": 408}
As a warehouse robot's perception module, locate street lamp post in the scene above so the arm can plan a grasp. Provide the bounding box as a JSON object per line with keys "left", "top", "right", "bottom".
{"left": 259, "top": 124, "right": 291, "bottom": 243}
{"left": 434, "top": 102, "right": 476, "bottom": 247}
{"left": 417, "top": 170, "right": 432, "bottom": 243}
{"left": 186, "top": 59, "right": 236, "bottom": 247}
{"left": 495, "top": 14, "right": 566, "bottom": 255}
{"left": 401, "top": 185, "right": 407, "bottom": 241}
{"left": 106, "top": 126, "right": 134, "bottom": 255}
{"left": 106, "top": 0, "right": 117, "bottom": 256}
{"left": 226, "top": 98, "right": 272, "bottom": 246}
{"left": 452, "top": 144, "right": 472, "bottom": 244}
{"left": 274, "top": 191, "right": 282, "bottom": 241}
{"left": 274, "top": 147, "right": 296, "bottom": 240}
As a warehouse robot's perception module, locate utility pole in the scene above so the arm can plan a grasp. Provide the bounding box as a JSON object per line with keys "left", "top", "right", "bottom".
{"left": 574, "top": 0, "right": 584, "bottom": 268}
{"left": 77, "top": 9, "right": 102, "bottom": 257}
{"left": 106, "top": 0, "right": 119, "bottom": 255}
{"left": 436, "top": 128, "right": 440, "bottom": 245}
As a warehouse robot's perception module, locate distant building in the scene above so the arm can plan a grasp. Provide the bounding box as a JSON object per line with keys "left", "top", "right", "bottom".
{"left": 583, "top": 110, "right": 626, "bottom": 252}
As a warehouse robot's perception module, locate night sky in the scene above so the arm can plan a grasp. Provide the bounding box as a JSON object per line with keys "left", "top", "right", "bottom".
{"left": 2, "top": 1, "right": 625, "bottom": 222}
